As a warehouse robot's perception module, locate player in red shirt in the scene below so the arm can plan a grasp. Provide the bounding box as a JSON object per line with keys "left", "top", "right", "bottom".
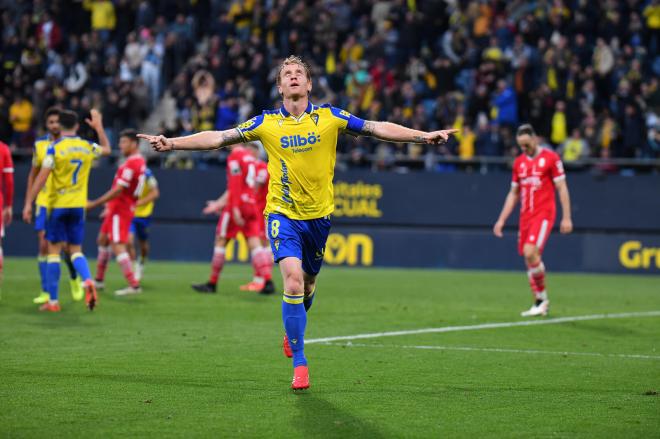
{"left": 493, "top": 124, "right": 573, "bottom": 317}
{"left": 192, "top": 144, "right": 273, "bottom": 294}
{"left": 239, "top": 143, "right": 275, "bottom": 294}
{"left": 87, "top": 129, "right": 146, "bottom": 296}
{"left": 0, "top": 140, "right": 14, "bottom": 286}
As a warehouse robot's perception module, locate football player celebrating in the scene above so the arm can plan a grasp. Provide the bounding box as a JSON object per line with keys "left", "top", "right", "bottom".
{"left": 27, "top": 108, "right": 84, "bottom": 304}
{"left": 493, "top": 124, "right": 573, "bottom": 317}
{"left": 23, "top": 109, "right": 111, "bottom": 311}
{"left": 139, "top": 55, "right": 457, "bottom": 390}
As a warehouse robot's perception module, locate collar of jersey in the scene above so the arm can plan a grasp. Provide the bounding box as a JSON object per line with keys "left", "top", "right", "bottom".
{"left": 279, "top": 101, "right": 314, "bottom": 121}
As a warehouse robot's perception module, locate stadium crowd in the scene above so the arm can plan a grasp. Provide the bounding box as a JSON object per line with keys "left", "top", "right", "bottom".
{"left": 1, "top": 0, "right": 660, "bottom": 171}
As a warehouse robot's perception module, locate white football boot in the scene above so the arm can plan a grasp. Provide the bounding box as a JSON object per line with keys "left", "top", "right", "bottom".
{"left": 134, "top": 261, "right": 143, "bottom": 282}
{"left": 114, "top": 286, "right": 142, "bottom": 296}
{"left": 521, "top": 299, "right": 550, "bottom": 317}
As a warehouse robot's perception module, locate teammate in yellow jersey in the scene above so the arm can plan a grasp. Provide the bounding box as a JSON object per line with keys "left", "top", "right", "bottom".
{"left": 128, "top": 167, "right": 160, "bottom": 281}
{"left": 26, "top": 107, "right": 84, "bottom": 304}
{"left": 139, "top": 55, "right": 458, "bottom": 390}
{"left": 23, "top": 109, "right": 112, "bottom": 312}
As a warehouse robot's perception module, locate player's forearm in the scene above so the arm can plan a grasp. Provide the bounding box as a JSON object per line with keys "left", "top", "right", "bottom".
{"left": 558, "top": 185, "right": 572, "bottom": 220}
{"left": 3, "top": 174, "right": 14, "bottom": 207}
{"left": 497, "top": 192, "right": 519, "bottom": 223}
{"left": 170, "top": 129, "right": 242, "bottom": 151}
{"left": 26, "top": 166, "right": 37, "bottom": 201}
{"left": 89, "top": 186, "right": 123, "bottom": 208}
{"left": 363, "top": 121, "right": 428, "bottom": 144}
{"left": 26, "top": 169, "right": 49, "bottom": 207}
{"left": 137, "top": 188, "right": 159, "bottom": 206}
{"left": 95, "top": 126, "right": 112, "bottom": 155}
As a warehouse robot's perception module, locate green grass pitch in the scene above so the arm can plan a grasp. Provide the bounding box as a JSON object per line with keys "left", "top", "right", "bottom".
{"left": 1, "top": 258, "right": 659, "bottom": 438}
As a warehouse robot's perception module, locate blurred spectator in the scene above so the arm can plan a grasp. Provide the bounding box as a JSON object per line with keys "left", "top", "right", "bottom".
{"left": 83, "top": 0, "right": 116, "bottom": 42}
{"left": 558, "top": 128, "right": 591, "bottom": 163}
{"left": 9, "top": 93, "right": 33, "bottom": 150}
{"left": 0, "top": 0, "right": 658, "bottom": 172}
{"left": 493, "top": 80, "right": 518, "bottom": 128}
{"left": 550, "top": 101, "right": 568, "bottom": 146}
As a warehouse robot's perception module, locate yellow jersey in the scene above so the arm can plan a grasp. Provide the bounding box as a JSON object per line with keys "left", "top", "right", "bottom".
{"left": 42, "top": 136, "right": 102, "bottom": 208}
{"left": 134, "top": 168, "right": 158, "bottom": 218}
{"left": 237, "top": 102, "right": 365, "bottom": 220}
{"left": 33, "top": 135, "right": 56, "bottom": 208}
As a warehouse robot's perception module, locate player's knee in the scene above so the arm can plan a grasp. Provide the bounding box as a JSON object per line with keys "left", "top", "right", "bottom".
{"left": 523, "top": 245, "right": 540, "bottom": 263}
{"left": 283, "top": 272, "right": 304, "bottom": 295}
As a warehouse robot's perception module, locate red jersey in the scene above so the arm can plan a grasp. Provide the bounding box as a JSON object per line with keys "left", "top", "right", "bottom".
{"left": 0, "top": 141, "right": 14, "bottom": 209}
{"left": 512, "top": 147, "right": 565, "bottom": 221}
{"left": 227, "top": 146, "right": 256, "bottom": 208}
{"left": 253, "top": 160, "right": 269, "bottom": 215}
{"left": 107, "top": 154, "right": 146, "bottom": 213}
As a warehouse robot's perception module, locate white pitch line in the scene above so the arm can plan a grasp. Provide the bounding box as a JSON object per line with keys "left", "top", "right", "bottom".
{"left": 306, "top": 311, "right": 660, "bottom": 344}
{"left": 319, "top": 342, "right": 660, "bottom": 361}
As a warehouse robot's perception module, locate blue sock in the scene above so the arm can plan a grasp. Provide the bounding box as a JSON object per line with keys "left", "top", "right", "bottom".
{"left": 46, "top": 255, "right": 61, "bottom": 302}
{"left": 38, "top": 256, "right": 48, "bottom": 292}
{"left": 304, "top": 289, "right": 316, "bottom": 312}
{"left": 282, "top": 292, "right": 307, "bottom": 367}
{"left": 63, "top": 252, "right": 77, "bottom": 280}
{"left": 71, "top": 252, "right": 91, "bottom": 282}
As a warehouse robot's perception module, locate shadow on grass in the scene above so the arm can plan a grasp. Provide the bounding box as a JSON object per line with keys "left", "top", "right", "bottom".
{"left": 8, "top": 368, "right": 214, "bottom": 389}
{"left": 294, "top": 393, "right": 384, "bottom": 438}
{"left": 14, "top": 306, "right": 89, "bottom": 327}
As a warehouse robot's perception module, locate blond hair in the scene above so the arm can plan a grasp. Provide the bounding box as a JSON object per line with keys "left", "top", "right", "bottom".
{"left": 276, "top": 55, "right": 312, "bottom": 85}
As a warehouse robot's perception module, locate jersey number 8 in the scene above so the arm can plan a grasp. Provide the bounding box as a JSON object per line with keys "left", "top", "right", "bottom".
{"left": 271, "top": 220, "right": 280, "bottom": 238}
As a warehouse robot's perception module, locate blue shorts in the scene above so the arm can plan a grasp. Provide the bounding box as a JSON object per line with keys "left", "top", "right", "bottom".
{"left": 46, "top": 208, "right": 85, "bottom": 245}
{"left": 130, "top": 216, "right": 152, "bottom": 241}
{"left": 267, "top": 213, "right": 331, "bottom": 276}
{"left": 34, "top": 205, "right": 48, "bottom": 232}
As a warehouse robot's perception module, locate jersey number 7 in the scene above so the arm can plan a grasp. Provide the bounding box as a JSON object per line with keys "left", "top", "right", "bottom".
{"left": 70, "top": 159, "right": 83, "bottom": 184}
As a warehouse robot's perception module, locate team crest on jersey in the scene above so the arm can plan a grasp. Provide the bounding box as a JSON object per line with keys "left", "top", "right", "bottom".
{"left": 277, "top": 119, "right": 284, "bottom": 128}
{"left": 539, "top": 158, "right": 546, "bottom": 168}
{"left": 310, "top": 113, "right": 319, "bottom": 126}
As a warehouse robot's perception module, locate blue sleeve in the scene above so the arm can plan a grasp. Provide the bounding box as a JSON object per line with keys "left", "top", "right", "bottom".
{"left": 329, "top": 106, "right": 366, "bottom": 135}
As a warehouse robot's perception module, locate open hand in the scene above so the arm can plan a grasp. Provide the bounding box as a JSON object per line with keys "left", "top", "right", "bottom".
{"left": 202, "top": 200, "right": 223, "bottom": 215}
{"left": 85, "top": 109, "right": 103, "bottom": 130}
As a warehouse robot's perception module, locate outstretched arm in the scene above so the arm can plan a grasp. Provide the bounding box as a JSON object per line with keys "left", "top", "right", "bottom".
{"left": 360, "top": 121, "right": 458, "bottom": 144}
{"left": 87, "top": 186, "right": 123, "bottom": 210}
{"left": 138, "top": 129, "right": 243, "bottom": 152}
{"left": 203, "top": 190, "right": 228, "bottom": 215}
{"left": 493, "top": 185, "right": 520, "bottom": 238}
